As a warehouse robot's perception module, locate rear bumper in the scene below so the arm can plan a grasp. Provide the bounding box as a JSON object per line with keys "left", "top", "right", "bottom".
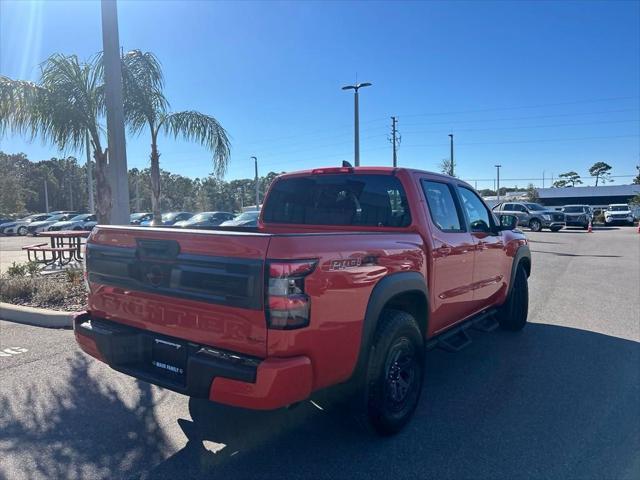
{"left": 73, "top": 312, "right": 313, "bottom": 410}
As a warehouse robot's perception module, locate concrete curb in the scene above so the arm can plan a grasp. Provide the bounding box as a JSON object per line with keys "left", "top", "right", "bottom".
{"left": 0, "top": 302, "right": 74, "bottom": 329}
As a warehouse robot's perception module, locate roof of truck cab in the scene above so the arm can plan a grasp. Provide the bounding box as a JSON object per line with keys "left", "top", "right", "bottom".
{"left": 280, "top": 166, "right": 456, "bottom": 180}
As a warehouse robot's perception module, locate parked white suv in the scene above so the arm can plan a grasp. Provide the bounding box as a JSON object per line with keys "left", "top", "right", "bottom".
{"left": 604, "top": 204, "right": 635, "bottom": 226}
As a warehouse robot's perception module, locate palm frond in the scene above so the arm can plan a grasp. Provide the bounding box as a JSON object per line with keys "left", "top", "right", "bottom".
{"left": 121, "top": 50, "right": 168, "bottom": 135}
{"left": 161, "top": 110, "right": 231, "bottom": 177}
{"left": 34, "top": 53, "right": 104, "bottom": 152}
{"left": 0, "top": 75, "right": 47, "bottom": 138}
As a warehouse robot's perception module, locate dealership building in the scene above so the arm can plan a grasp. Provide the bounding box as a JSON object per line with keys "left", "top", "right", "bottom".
{"left": 536, "top": 184, "right": 640, "bottom": 210}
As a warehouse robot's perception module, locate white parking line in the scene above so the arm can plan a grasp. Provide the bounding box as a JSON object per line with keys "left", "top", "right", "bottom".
{"left": 0, "top": 347, "right": 29, "bottom": 357}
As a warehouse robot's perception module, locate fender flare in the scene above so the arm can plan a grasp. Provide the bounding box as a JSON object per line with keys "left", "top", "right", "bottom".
{"left": 506, "top": 245, "right": 531, "bottom": 299}
{"left": 350, "top": 271, "right": 428, "bottom": 381}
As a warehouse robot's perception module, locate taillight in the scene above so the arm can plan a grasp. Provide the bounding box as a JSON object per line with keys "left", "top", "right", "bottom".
{"left": 266, "top": 260, "right": 316, "bottom": 329}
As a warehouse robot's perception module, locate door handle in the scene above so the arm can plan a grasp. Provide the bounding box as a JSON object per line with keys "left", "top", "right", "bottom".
{"left": 477, "top": 241, "right": 487, "bottom": 251}
{"left": 437, "top": 245, "right": 452, "bottom": 256}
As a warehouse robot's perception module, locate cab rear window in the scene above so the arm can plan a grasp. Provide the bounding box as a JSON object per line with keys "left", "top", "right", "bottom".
{"left": 263, "top": 174, "right": 411, "bottom": 227}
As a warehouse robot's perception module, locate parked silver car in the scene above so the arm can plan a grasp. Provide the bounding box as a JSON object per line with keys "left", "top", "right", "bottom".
{"left": 0, "top": 213, "right": 52, "bottom": 236}
{"left": 492, "top": 202, "right": 566, "bottom": 232}
{"left": 48, "top": 214, "right": 97, "bottom": 231}
{"left": 561, "top": 205, "right": 593, "bottom": 229}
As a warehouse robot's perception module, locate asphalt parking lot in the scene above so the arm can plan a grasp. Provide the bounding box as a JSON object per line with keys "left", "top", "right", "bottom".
{"left": 0, "top": 235, "right": 39, "bottom": 273}
{"left": 1, "top": 227, "right": 639, "bottom": 479}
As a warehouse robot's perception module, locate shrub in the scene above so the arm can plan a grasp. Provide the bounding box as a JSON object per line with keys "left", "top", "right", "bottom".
{"left": 64, "top": 268, "right": 83, "bottom": 285}
{"left": 25, "top": 261, "right": 41, "bottom": 276}
{"left": 32, "top": 278, "right": 69, "bottom": 305}
{"left": 0, "top": 275, "right": 34, "bottom": 302}
{"left": 6, "top": 262, "right": 27, "bottom": 277}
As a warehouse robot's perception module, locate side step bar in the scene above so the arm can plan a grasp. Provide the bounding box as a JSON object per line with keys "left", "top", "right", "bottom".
{"left": 427, "top": 309, "right": 499, "bottom": 352}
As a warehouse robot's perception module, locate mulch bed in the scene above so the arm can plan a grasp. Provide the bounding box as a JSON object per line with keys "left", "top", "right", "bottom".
{"left": 0, "top": 272, "right": 87, "bottom": 312}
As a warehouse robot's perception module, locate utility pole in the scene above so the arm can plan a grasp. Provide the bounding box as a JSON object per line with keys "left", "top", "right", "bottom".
{"left": 448, "top": 134, "right": 455, "bottom": 176}
{"left": 135, "top": 177, "right": 141, "bottom": 211}
{"left": 101, "top": 0, "right": 130, "bottom": 224}
{"left": 69, "top": 177, "right": 74, "bottom": 210}
{"left": 542, "top": 170, "right": 545, "bottom": 188}
{"left": 86, "top": 132, "right": 95, "bottom": 213}
{"left": 44, "top": 179, "right": 49, "bottom": 213}
{"left": 342, "top": 82, "right": 372, "bottom": 167}
{"left": 390, "top": 116, "right": 399, "bottom": 167}
{"left": 251, "top": 156, "right": 259, "bottom": 209}
{"left": 495, "top": 164, "right": 502, "bottom": 201}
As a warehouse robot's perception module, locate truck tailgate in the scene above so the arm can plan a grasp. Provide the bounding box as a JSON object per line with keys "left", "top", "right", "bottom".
{"left": 86, "top": 226, "right": 271, "bottom": 357}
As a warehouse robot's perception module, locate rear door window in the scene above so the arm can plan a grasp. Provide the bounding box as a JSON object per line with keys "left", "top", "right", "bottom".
{"left": 263, "top": 174, "right": 411, "bottom": 227}
{"left": 421, "top": 180, "right": 464, "bottom": 232}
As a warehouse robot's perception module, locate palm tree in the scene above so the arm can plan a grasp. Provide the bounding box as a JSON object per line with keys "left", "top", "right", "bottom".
{"left": 121, "top": 50, "right": 231, "bottom": 224}
{"left": 0, "top": 54, "right": 114, "bottom": 223}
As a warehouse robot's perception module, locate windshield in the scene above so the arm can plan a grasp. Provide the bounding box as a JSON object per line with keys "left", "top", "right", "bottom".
{"left": 187, "top": 213, "right": 212, "bottom": 223}
{"left": 234, "top": 211, "right": 259, "bottom": 221}
{"left": 608, "top": 205, "right": 629, "bottom": 211}
{"left": 70, "top": 214, "right": 91, "bottom": 221}
{"left": 563, "top": 206, "right": 585, "bottom": 213}
{"left": 43, "top": 214, "right": 65, "bottom": 221}
{"left": 130, "top": 213, "right": 149, "bottom": 220}
{"left": 161, "top": 213, "right": 179, "bottom": 221}
{"left": 524, "top": 203, "right": 546, "bottom": 211}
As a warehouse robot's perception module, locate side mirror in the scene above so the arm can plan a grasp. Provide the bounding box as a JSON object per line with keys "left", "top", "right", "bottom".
{"left": 498, "top": 214, "right": 518, "bottom": 230}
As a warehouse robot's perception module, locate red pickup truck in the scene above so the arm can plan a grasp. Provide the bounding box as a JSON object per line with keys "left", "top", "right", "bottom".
{"left": 75, "top": 167, "right": 530, "bottom": 434}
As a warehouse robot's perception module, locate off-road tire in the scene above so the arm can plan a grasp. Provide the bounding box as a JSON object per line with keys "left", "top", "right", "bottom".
{"left": 529, "top": 219, "right": 542, "bottom": 232}
{"left": 497, "top": 264, "right": 528, "bottom": 331}
{"left": 354, "top": 309, "right": 424, "bottom": 435}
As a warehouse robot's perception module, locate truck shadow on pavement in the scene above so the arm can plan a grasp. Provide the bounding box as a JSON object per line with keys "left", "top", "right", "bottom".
{"left": 0, "top": 324, "right": 637, "bottom": 480}
{"left": 146, "top": 324, "right": 639, "bottom": 480}
{"left": 0, "top": 355, "right": 170, "bottom": 479}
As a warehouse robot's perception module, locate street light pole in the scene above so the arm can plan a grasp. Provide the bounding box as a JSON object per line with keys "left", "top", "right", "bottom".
{"left": 342, "top": 82, "right": 372, "bottom": 167}
{"left": 101, "top": 0, "right": 130, "bottom": 224}
{"left": 251, "top": 156, "right": 259, "bottom": 209}
{"left": 448, "top": 134, "right": 454, "bottom": 176}
{"left": 86, "top": 132, "right": 95, "bottom": 213}
{"left": 495, "top": 164, "right": 502, "bottom": 201}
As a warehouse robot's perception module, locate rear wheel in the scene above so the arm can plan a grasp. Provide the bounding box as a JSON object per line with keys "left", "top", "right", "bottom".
{"left": 497, "top": 264, "right": 528, "bottom": 331}
{"left": 355, "top": 309, "right": 424, "bottom": 435}
{"left": 529, "top": 219, "right": 542, "bottom": 232}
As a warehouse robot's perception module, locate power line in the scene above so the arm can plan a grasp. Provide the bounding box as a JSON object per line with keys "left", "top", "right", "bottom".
{"left": 400, "top": 118, "right": 639, "bottom": 135}
{"left": 396, "top": 95, "right": 639, "bottom": 119}
{"left": 399, "top": 108, "right": 639, "bottom": 128}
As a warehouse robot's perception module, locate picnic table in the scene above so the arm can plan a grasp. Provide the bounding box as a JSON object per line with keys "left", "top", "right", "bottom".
{"left": 22, "top": 230, "right": 91, "bottom": 267}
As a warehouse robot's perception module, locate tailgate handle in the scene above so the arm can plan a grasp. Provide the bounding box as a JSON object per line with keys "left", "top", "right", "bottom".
{"left": 136, "top": 239, "right": 180, "bottom": 259}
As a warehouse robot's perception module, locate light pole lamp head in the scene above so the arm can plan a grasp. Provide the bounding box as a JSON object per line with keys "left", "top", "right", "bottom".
{"left": 342, "top": 82, "right": 372, "bottom": 92}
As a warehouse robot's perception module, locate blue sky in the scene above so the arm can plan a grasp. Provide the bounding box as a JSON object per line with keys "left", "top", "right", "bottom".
{"left": 1, "top": 0, "right": 639, "bottom": 190}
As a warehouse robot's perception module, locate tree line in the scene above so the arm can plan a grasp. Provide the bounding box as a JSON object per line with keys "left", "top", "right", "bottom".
{"left": 0, "top": 151, "right": 282, "bottom": 217}
{"left": 1, "top": 50, "right": 230, "bottom": 225}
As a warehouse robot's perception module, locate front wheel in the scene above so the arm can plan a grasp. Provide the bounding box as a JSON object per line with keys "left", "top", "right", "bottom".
{"left": 529, "top": 219, "right": 542, "bottom": 232}
{"left": 356, "top": 309, "right": 424, "bottom": 435}
{"left": 497, "top": 264, "right": 529, "bottom": 331}
{"left": 17, "top": 226, "right": 27, "bottom": 236}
